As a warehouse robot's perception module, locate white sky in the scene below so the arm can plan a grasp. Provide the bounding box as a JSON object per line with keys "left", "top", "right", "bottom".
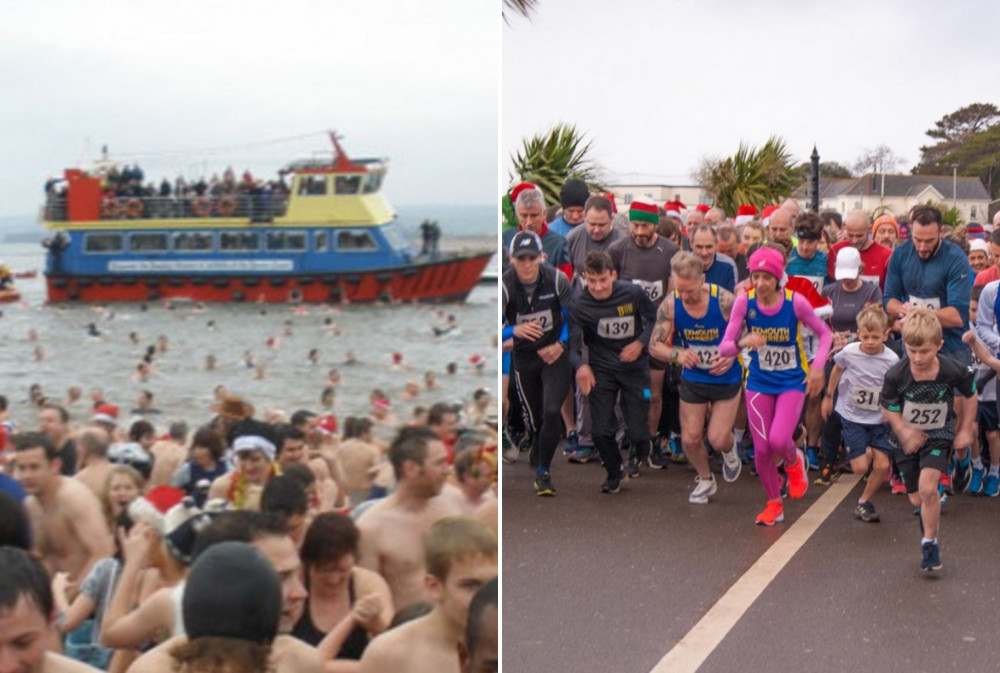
{"left": 0, "top": 0, "right": 499, "bottom": 217}
{"left": 503, "top": 0, "right": 1000, "bottom": 190}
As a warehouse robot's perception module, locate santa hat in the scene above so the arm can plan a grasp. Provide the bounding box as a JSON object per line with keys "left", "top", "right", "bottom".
{"left": 734, "top": 204, "right": 759, "bottom": 227}
{"left": 760, "top": 205, "right": 780, "bottom": 226}
{"left": 695, "top": 204, "right": 711, "bottom": 214}
{"left": 92, "top": 403, "right": 120, "bottom": 425}
{"left": 510, "top": 182, "right": 538, "bottom": 205}
{"left": 128, "top": 485, "right": 186, "bottom": 534}
{"left": 602, "top": 193, "right": 618, "bottom": 214}
{"left": 663, "top": 200, "right": 687, "bottom": 219}
{"left": 317, "top": 414, "right": 338, "bottom": 435}
{"left": 628, "top": 197, "right": 660, "bottom": 224}
{"left": 784, "top": 275, "right": 834, "bottom": 319}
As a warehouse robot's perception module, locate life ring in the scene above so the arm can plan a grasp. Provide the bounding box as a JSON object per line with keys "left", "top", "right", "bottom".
{"left": 125, "top": 198, "right": 144, "bottom": 218}
{"left": 217, "top": 196, "right": 237, "bottom": 217}
{"left": 192, "top": 198, "right": 212, "bottom": 218}
{"left": 100, "top": 198, "right": 122, "bottom": 219}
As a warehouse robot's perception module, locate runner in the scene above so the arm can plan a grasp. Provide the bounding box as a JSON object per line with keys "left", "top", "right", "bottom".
{"left": 650, "top": 251, "right": 743, "bottom": 504}
{"left": 821, "top": 305, "right": 898, "bottom": 522}
{"left": 569, "top": 251, "right": 657, "bottom": 493}
{"left": 500, "top": 231, "right": 572, "bottom": 495}
{"left": 719, "top": 247, "right": 831, "bottom": 525}
{"left": 882, "top": 308, "right": 976, "bottom": 571}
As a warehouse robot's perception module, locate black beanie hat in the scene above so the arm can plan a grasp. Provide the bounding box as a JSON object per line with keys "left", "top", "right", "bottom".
{"left": 559, "top": 178, "right": 589, "bottom": 209}
{"left": 183, "top": 541, "right": 282, "bottom": 644}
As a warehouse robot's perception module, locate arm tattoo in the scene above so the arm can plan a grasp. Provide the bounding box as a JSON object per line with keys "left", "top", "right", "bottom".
{"left": 652, "top": 299, "right": 674, "bottom": 345}
{"left": 718, "top": 287, "right": 735, "bottom": 321}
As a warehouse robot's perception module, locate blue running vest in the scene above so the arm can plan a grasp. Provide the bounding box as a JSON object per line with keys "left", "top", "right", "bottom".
{"left": 745, "top": 288, "right": 809, "bottom": 393}
{"left": 673, "top": 284, "right": 742, "bottom": 385}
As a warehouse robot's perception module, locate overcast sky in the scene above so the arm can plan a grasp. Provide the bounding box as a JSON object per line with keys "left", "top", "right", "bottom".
{"left": 503, "top": 0, "right": 1000, "bottom": 191}
{"left": 0, "top": 0, "right": 498, "bottom": 218}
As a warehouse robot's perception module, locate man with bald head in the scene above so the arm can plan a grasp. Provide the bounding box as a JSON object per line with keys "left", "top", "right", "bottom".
{"left": 73, "top": 426, "right": 111, "bottom": 497}
{"left": 781, "top": 198, "right": 801, "bottom": 217}
{"left": 704, "top": 207, "right": 726, "bottom": 225}
{"left": 767, "top": 207, "right": 794, "bottom": 242}
{"left": 686, "top": 209, "right": 705, "bottom": 229}
{"left": 826, "top": 209, "right": 892, "bottom": 291}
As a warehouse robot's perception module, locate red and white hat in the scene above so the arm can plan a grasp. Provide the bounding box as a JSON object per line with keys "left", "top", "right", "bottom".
{"left": 663, "top": 200, "right": 687, "bottom": 219}
{"left": 734, "top": 204, "right": 758, "bottom": 227}
{"left": 760, "top": 205, "right": 780, "bottom": 226}
{"left": 510, "top": 182, "right": 539, "bottom": 205}
{"left": 695, "top": 204, "right": 711, "bottom": 214}
{"left": 92, "top": 403, "right": 120, "bottom": 425}
{"left": 128, "top": 485, "right": 186, "bottom": 534}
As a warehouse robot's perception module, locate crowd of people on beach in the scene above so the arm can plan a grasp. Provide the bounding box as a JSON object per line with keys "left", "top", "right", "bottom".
{"left": 503, "top": 177, "right": 1000, "bottom": 573}
{"left": 0, "top": 350, "right": 498, "bottom": 672}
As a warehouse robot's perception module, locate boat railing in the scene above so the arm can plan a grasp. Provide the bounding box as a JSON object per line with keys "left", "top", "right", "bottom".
{"left": 43, "top": 194, "right": 290, "bottom": 223}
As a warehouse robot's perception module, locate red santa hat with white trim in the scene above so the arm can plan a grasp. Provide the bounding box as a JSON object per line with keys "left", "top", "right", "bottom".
{"left": 663, "top": 199, "right": 687, "bottom": 219}
{"left": 734, "top": 204, "right": 758, "bottom": 227}
{"left": 760, "top": 205, "right": 780, "bottom": 226}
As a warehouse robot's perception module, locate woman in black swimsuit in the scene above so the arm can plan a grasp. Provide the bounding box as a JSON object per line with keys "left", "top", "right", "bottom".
{"left": 292, "top": 513, "right": 394, "bottom": 663}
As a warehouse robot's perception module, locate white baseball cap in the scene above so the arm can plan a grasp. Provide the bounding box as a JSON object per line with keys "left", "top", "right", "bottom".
{"left": 834, "top": 246, "right": 863, "bottom": 280}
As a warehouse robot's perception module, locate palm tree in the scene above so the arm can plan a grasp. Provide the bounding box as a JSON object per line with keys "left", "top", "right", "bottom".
{"left": 509, "top": 123, "right": 605, "bottom": 207}
{"left": 503, "top": 0, "right": 538, "bottom": 23}
{"left": 695, "top": 136, "right": 799, "bottom": 215}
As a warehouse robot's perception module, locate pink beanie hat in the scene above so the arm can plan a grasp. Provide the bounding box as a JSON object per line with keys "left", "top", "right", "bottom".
{"left": 748, "top": 247, "right": 785, "bottom": 281}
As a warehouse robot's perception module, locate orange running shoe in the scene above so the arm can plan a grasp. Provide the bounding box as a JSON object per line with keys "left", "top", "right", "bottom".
{"left": 787, "top": 449, "right": 809, "bottom": 499}
{"left": 755, "top": 499, "right": 784, "bottom": 526}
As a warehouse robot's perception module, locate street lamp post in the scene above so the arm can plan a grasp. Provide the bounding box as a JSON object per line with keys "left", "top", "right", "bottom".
{"left": 952, "top": 164, "right": 959, "bottom": 210}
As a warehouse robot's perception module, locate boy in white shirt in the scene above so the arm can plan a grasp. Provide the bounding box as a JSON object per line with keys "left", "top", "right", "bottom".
{"left": 821, "top": 305, "right": 899, "bottom": 522}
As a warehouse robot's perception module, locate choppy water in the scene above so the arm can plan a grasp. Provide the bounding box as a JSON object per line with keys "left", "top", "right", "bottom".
{"left": 0, "top": 238, "right": 498, "bottom": 432}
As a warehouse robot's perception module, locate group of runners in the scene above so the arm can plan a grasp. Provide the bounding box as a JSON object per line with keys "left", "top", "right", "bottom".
{"left": 503, "top": 178, "right": 1000, "bottom": 573}
{"left": 0, "top": 385, "right": 498, "bottom": 672}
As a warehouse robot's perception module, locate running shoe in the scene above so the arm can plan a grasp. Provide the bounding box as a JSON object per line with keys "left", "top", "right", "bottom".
{"left": 568, "top": 446, "right": 598, "bottom": 464}
{"left": 890, "top": 472, "right": 906, "bottom": 495}
{"left": 563, "top": 431, "right": 579, "bottom": 456}
{"left": 601, "top": 469, "right": 623, "bottom": 494}
{"left": 533, "top": 471, "right": 556, "bottom": 496}
{"left": 970, "top": 466, "right": 985, "bottom": 495}
{"left": 921, "top": 541, "right": 942, "bottom": 572}
{"left": 984, "top": 474, "right": 1000, "bottom": 497}
{"left": 787, "top": 449, "right": 809, "bottom": 499}
{"left": 721, "top": 440, "right": 742, "bottom": 482}
{"left": 689, "top": 475, "right": 718, "bottom": 504}
{"left": 855, "top": 500, "right": 880, "bottom": 523}
{"left": 754, "top": 500, "right": 784, "bottom": 526}
{"left": 805, "top": 446, "right": 820, "bottom": 471}
{"left": 625, "top": 447, "right": 640, "bottom": 479}
{"left": 502, "top": 432, "right": 518, "bottom": 464}
{"left": 814, "top": 464, "right": 840, "bottom": 486}
{"left": 952, "top": 454, "right": 971, "bottom": 494}
{"left": 939, "top": 472, "right": 954, "bottom": 497}
{"left": 647, "top": 447, "right": 667, "bottom": 470}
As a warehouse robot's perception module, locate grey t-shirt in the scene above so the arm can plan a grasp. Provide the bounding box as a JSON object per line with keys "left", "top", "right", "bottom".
{"left": 822, "top": 280, "right": 882, "bottom": 333}
{"left": 79, "top": 557, "right": 121, "bottom": 641}
{"left": 833, "top": 342, "right": 899, "bottom": 424}
{"left": 607, "top": 235, "right": 680, "bottom": 307}
{"left": 567, "top": 225, "right": 626, "bottom": 288}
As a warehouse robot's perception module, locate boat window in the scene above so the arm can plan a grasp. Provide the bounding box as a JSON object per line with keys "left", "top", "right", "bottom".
{"left": 314, "top": 231, "right": 328, "bottom": 251}
{"left": 84, "top": 233, "right": 124, "bottom": 253}
{"left": 219, "top": 232, "right": 260, "bottom": 251}
{"left": 266, "top": 231, "right": 307, "bottom": 251}
{"left": 362, "top": 172, "right": 383, "bottom": 194}
{"left": 335, "top": 175, "right": 362, "bottom": 195}
{"left": 173, "top": 231, "right": 214, "bottom": 252}
{"left": 381, "top": 222, "right": 410, "bottom": 251}
{"left": 335, "top": 230, "right": 379, "bottom": 252}
{"left": 298, "top": 175, "right": 328, "bottom": 196}
{"left": 129, "top": 233, "right": 169, "bottom": 252}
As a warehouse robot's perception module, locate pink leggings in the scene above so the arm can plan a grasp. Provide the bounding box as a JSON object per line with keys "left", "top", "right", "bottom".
{"left": 746, "top": 389, "right": 806, "bottom": 500}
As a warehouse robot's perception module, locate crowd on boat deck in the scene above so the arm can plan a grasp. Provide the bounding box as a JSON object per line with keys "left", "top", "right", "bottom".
{"left": 503, "top": 177, "right": 1000, "bottom": 573}
{"left": 0, "top": 329, "right": 498, "bottom": 671}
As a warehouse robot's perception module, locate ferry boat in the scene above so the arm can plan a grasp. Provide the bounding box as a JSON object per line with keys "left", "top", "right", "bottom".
{"left": 40, "top": 134, "right": 493, "bottom": 304}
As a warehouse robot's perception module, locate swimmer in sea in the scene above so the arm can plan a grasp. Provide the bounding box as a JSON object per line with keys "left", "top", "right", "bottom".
{"left": 86, "top": 323, "right": 101, "bottom": 338}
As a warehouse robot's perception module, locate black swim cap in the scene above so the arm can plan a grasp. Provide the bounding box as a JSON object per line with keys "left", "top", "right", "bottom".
{"left": 183, "top": 541, "right": 281, "bottom": 644}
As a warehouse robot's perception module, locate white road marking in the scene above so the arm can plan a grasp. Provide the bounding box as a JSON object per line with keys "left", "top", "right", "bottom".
{"left": 650, "top": 474, "right": 861, "bottom": 673}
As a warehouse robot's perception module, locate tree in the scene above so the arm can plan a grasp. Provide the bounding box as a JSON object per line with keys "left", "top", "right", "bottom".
{"left": 793, "top": 160, "right": 853, "bottom": 182}
{"left": 509, "top": 123, "right": 606, "bottom": 207}
{"left": 503, "top": 0, "right": 538, "bottom": 23}
{"left": 695, "top": 136, "right": 799, "bottom": 215}
{"left": 854, "top": 145, "right": 904, "bottom": 176}
{"left": 914, "top": 103, "right": 1000, "bottom": 173}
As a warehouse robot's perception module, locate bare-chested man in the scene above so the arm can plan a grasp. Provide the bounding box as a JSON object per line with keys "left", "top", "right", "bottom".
{"left": 14, "top": 432, "right": 113, "bottom": 592}
{"left": 147, "top": 421, "right": 189, "bottom": 488}
{"left": 73, "top": 427, "right": 112, "bottom": 497}
{"left": 359, "top": 517, "right": 497, "bottom": 673}
{"left": 0, "top": 547, "right": 104, "bottom": 672}
{"left": 439, "top": 433, "right": 497, "bottom": 516}
{"left": 126, "top": 511, "right": 321, "bottom": 673}
{"left": 357, "top": 426, "right": 465, "bottom": 609}
{"left": 338, "top": 417, "right": 386, "bottom": 503}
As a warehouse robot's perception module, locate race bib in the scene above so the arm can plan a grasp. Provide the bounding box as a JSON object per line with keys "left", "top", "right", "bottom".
{"left": 909, "top": 295, "right": 941, "bottom": 311}
{"left": 860, "top": 274, "right": 880, "bottom": 286}
{"left": 691, "top": 345, "right": 719, "bottom": 369}
{"left": 631, "top": 279, "right": 664, "bottom": 303}
{"left": 516, "top": 309, "right": 553, "bottom": 332}
{"left": 758, "top": 345, "right": 798, "bottom": 372}
{"left": 802, "top": 275, "right": 825, "bottom": 293}
{"left": 902, "top": 400, "right": 947, "bottom": 430}
{"left": 597, "top": 316, "right": 635, "bottom": 339}
{"left": 851, "top": 386, "right": 881, "bottom": 411}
